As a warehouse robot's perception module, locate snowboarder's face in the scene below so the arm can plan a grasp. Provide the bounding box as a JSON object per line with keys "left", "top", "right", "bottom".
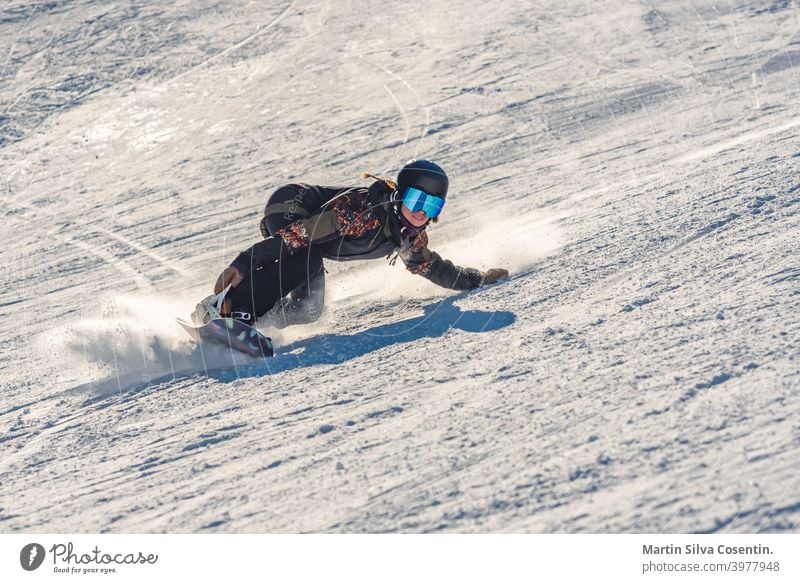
{"left": 401, "top": 203, "right": 430, "bottom": 227}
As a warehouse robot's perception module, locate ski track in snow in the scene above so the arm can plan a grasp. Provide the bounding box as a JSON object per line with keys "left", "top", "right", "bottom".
{"left": 1, "top": 0, "right": 799, "bottom": 533}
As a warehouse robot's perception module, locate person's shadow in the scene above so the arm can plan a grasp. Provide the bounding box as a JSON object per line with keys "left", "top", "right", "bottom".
{"left": 209, "top": 294, "right": 516, "bottom": 382}
{"left": 78, "top": 294, "right": 517, "bottom": 405}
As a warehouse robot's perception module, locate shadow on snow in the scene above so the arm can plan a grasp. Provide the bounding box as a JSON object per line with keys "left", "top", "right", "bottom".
{"left": 214, "top": 295, "right": 516, "bottom": 382}
{"left": 81, "top": 294, "right": 516, "bottom": 403}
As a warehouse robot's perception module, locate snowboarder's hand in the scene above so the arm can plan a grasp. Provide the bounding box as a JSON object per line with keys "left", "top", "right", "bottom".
{"left": 481, "top": 268, "right": 509, "bottom": 285}
{"left": 214, "top": 266, "right": 243, "bottom": 293}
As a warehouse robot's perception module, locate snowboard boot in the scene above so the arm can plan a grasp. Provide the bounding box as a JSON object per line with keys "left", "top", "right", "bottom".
{"left": 192, "top": 290, "right": 255, "bottom": 327}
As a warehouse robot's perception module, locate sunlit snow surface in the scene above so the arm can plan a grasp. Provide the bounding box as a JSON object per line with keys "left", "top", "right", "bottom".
{"left": 1, "top": 0, "right": 798, "bottom": 533}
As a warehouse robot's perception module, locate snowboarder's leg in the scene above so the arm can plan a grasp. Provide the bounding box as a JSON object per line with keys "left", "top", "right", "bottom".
{"left": 267, "top": 259, "right": 325, "bottom": 328}
{"left": 251, "top": 184, "right": 329, "bottom": 324}
{"left": 225, "top": 247, "right": 325, "bottom": 325}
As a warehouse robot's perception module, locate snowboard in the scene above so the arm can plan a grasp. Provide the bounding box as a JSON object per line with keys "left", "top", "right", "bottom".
{"left": 177, "top": 317, "right": 274, "bottom": 358}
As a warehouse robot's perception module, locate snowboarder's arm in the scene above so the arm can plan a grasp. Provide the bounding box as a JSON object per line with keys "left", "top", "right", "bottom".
{"left": 420, "top": 252, "right": 485, "bottom": 290}
{"left": 399, "top": 230, "right": 486, "bottom": 290}
{"left": 214, "top": 265, "right": 243, "bottom": 294}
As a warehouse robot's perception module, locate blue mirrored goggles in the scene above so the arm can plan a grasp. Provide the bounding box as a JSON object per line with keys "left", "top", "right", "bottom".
{"left": 401, "top": 186, "right": 445, "bottom": 219}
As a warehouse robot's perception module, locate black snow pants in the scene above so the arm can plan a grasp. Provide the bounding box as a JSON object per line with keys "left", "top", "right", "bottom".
{"left": 226, "top": 185, "right": 326, "bottom": 320}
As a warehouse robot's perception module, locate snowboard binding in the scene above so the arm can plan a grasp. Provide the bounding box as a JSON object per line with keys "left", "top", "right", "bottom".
{"left": 183, "top": 284, "right": 272, "bottom": 358}
{"left": 191, "top": 285, "right": 231, "bottom": 325}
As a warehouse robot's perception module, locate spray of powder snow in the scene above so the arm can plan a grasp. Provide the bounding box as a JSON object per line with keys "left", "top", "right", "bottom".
{"left": 325, "top": 208, "right": 563, "bottom": 306}
{"left": 436, "top": 208, "right": 563, "bottom": 274}
{"left": 34, "top": 211, "right": 562, "bottom": 384}
{"left": 35, "top": 293, "right": 257, "bottom": 395}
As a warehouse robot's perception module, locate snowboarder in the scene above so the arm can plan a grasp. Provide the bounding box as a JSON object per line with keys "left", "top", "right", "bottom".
{"left": 193, "top": 160, "right": 509, "bottom": 328}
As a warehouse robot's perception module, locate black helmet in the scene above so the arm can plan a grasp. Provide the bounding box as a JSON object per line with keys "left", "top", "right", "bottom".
{"left": 395, "top": 159, "right": 448, "bottom": 200}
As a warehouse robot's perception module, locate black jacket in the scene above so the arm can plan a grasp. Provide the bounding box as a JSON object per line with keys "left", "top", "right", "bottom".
{"left": 230, "top": 181, "right": 484, "bottom": 290}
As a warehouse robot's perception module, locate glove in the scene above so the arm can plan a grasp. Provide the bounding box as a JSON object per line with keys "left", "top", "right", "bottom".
{"left": 481, "top": 267, "right": 509, "bottom": 285}
{"left": 214, "top": 266, "right": 243, "bottom": 294}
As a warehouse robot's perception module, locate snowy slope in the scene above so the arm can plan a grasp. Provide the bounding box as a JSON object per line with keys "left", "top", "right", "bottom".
{"left": 1, "top": 0, "right": 798, "bottom": 533}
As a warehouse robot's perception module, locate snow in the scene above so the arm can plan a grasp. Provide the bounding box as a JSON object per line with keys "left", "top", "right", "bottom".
{"left": 1, "top": 0, "right": 799, "bottom": 533}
